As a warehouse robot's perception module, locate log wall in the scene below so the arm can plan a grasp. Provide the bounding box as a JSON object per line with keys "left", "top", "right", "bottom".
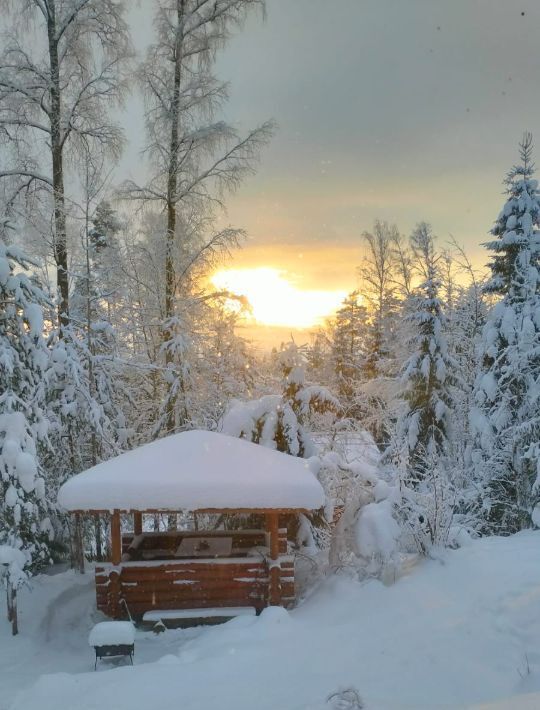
{"left": 95, "top": 555, "right": 295, "bottom": 619}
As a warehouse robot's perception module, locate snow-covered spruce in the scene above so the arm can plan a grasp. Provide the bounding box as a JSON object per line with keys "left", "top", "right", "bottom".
{"left": 0, "top": 243, "right": 52, "bottom": 615}
{"left": 395, "top": 223, "right": 455, "bottom": 485}
{"left": 66, "top": 197, "right": 130, "bottom": 472}
{"left": 330, "top": 291, "right": 368, "bottom": 418}
{"left": 223, "top": 342, "right": 397, "bottom": 570}
{"left": 471, "top": 133, "right": 540, "bottom": 533}
{"left": 223, "top": 342, "right": 339, "bottom": 459}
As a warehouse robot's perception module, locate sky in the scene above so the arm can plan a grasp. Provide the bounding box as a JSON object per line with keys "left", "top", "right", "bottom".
{"left": 119, "top": 0, "right": 540, "bottom": 343}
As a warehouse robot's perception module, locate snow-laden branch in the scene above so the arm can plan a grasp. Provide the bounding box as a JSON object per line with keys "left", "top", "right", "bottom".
{"left": 0, "top": 170, "right": 53, "bottom": 187}
{"left": 55, "top": 0, "right": 93, "bottom": 42}
{"left": 0, "top": 118, "right": 50, "bottom": 134}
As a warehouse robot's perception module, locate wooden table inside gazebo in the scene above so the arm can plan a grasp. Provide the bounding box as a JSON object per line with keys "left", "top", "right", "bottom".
{"left": 57, "top": 431, "right": 324, "bottom": 621}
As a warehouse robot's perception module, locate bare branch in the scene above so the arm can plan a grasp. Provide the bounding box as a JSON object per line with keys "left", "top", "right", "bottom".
{"left": 0, "top": 170, "right": 53, "bottom": 187}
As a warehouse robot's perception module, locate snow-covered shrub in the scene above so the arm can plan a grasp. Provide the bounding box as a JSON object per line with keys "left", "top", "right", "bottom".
{"left": 397, "top": 477, "right": 455, "bottom": 555}
{"left": 315, "top": 426, "right": 381, "bottom": 567}
{"left": 326, "top": 688, "right": 364, "bottom": 709}
{"left": 0, "top": 545, "right": 27, "bottom": 589}
{"left": 355, "top": 500, "right": 400, "bottom": 565}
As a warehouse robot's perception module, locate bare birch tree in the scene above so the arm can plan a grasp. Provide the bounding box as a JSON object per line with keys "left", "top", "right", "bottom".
{"left": 122, "top": 0, "right": 273, "bottom": 433}
{"left": 0, "top": 0, "right": 131, "bottom": 329}
{"left": 359, "top": 221, "right": 399, "bottom": 379}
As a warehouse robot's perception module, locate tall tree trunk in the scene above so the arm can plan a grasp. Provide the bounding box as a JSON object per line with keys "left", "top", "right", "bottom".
{"left": 94, "top": 515, "right": 103, "bottom": 562}
{"left": 83, "top": 166, "right": 103, "bottom": 560}
{"left": 515, "top": 444, "right": 532, "bottom": 531}
{"left": 7, "top": 584, "right": 18, "bottom": 636}
{"left": 73, "top": 513, "right": 85, "bottom": 574}
{"left": 47, "top": 2, "right": 69, "bottom": 332}
{"left": 163, "top": 0, "right": 186, "bottom": 435}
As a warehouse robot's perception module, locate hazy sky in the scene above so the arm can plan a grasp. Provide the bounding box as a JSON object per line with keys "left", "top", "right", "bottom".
{"left": 119, "top": 0, "right": 540, "bottom": 296}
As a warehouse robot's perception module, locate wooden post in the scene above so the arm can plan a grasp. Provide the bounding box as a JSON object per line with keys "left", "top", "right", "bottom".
{"left": 74, "top": 512, "right": 85, "bottom": 574}
{"left": 111, "top": 510, "right": 121, "bottom": 565}
{"left": 267, "top": 512, "right": 281, "bottom": 606}
{"left": 133, "top": 511, "right": 143, "bottom": 536}
{"left": 6, "top": 585, "right": 11, "bottom": 622}
{"left": 109, "top": 571, "right": 121, "bottom": 619}
{"left": 109, "top": 509, "right": 122, "bottom": 619}
{"left": 8, "top": 584, "right": 17, "bottom": 636}
{"left": 94, "top": 513, "right": 102, "bottom": 561}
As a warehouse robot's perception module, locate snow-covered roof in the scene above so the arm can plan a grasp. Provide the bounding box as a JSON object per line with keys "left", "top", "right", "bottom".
{"left": 57, "top": 430, "right": 324, "bottom": 512}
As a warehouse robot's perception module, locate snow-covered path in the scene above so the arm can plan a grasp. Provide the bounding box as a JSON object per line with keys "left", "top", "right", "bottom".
{"left": 3, "top": 532, "right": 540, "bottom": 710}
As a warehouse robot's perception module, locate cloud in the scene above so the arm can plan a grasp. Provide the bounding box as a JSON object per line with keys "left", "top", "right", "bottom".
{"left": 120, "top": 0, "right": 532, "bottom": 291}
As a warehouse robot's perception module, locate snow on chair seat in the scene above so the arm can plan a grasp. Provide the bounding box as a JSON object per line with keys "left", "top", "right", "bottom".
{"left": 143, "top": 606, "right": 256, "bottom": 627}
{"left": 89, "top": 621, "right": 135, "bottom": 670}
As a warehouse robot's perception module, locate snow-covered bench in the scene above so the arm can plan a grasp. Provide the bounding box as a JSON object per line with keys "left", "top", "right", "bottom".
{"left": 142, "top": 606, "right": 256, "bottom": 628}
{"left": 89, "top": 621, "right": 135, "bottom": 670}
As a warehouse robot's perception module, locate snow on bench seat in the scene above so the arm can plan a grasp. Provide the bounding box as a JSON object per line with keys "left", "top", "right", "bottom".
{"left": 142, "top": 607, "right": 256, "bottom": 622}
{"left": 88, "top": 621, "right": 135, "bottom": 648}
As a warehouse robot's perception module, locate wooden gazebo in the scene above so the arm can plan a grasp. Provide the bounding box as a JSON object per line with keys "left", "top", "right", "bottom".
{"left": 57, "top": 430, "right": 324, "bottom": 621}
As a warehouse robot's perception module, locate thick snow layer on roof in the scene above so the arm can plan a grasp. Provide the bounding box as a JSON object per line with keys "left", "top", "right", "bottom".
{"left": 57, "top": 430, "right": 324, "bottom": 512}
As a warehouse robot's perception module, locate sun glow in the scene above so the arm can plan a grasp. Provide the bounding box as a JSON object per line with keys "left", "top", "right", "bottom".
{"left": 211, "top": 267, "right": 347, "bottom": 329}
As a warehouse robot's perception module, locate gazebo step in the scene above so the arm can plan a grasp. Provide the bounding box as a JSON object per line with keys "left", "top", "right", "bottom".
{"left": 142, "top": 606, "right": 256, "bottom": 628}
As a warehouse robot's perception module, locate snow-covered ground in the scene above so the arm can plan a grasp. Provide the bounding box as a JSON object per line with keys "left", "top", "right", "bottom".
{"left": 2, "top": 532, "right": 540, "bottom": 710}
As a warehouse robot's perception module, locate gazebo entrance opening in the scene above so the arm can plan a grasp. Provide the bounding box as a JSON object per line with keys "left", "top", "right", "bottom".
{"left": 95, "top": 508, "right": 293, "bottom": 619}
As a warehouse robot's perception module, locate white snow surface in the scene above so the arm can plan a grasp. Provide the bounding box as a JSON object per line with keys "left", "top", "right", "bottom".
{"left": 4, "top": 532, "right": 540, "bottom": 710}
{"left": 57, "top": 430, "right": 324, "bottom": 512}
{"left": 88, "top": 621, "right": 135, "bottom": 647}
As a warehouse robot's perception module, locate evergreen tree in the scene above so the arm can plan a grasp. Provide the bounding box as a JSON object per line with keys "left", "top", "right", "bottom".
{"left": 45, "top": 192, "right": 128, "bottom": 500}
{"left": 223, "top": 341, "right": 339, "bottom": 458}
{"left": 88, "top": 200, "right": 122, "bottom": 255}
{"left": 0, "top": 241, "right": 52, "bottom": 632}
{"left": 330, "top": 291, "right": 368, "bottom": 417}
{"left": 200, "top": 302, "right": 256, "bottom": 429}
{"left": 397, "top": 223, "right": 454, "bottom": 485}
{"left": 446, "top": 284, "right": 485, "bottom": 490}
{"left": 306, "top": 329, "right": 333, "bottom": 387}
{"left": 223, "top": 341, "right": 340, "bottom": 548}
{"left": 71, "top": 197, "right": 129, "bottom": 462}
{"left": 472, "top": 133, "right": 540, "bottom": 532}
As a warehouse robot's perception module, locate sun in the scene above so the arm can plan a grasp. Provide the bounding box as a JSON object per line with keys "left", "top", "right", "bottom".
{"left": 211, "top": 267, "right": 347, "bottom": 329}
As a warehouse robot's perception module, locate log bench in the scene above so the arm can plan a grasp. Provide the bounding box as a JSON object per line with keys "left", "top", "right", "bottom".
{"left": 142, "top": 606, "right": 257, "bottom": 629}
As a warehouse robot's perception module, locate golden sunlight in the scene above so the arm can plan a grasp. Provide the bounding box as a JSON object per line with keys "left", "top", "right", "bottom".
{"left": 211, "top": 267, "right": 347, "bottom": 329}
